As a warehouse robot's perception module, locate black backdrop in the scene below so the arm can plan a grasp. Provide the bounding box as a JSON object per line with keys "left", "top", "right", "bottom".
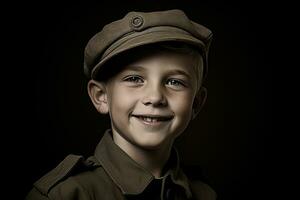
{"left": 8, "top": 1, "right": 275, "bottom": 200}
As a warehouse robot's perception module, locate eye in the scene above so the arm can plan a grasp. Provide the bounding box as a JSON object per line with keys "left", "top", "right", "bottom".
{"left": 123, "top": 75, "right": 144, "bottom": 84}
{"left": 166, "top": 79, "right": 185, "bottom": 87}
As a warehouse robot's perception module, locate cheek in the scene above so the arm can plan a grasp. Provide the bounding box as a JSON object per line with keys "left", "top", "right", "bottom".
{"left": 108, "top": 87, "right": 138, "bottom": 113}
{"left": 169, "top": 93, "right": 194, "bottom": 116}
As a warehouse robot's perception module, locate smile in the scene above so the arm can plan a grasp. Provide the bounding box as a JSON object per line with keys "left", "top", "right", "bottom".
{"left": 131, "top": 114, "right": 174, "bottom": 125}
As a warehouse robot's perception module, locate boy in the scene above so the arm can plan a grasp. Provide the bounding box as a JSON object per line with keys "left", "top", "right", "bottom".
{"left": 26, "top": 9, "right": 216, "bottom": 200}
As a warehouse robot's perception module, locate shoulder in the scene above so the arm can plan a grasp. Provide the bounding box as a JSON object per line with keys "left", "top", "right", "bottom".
{"left": 25, "top": 154, "right": 112, "bottom": 200}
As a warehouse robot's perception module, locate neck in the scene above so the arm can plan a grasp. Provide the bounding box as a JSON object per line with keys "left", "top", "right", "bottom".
{"left": 112, "top": 132, "right": 173, "bottom": 178}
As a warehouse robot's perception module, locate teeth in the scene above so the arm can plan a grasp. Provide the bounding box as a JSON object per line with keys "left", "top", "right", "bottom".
{"left": 142, "top": 117, "right": 158, "bottom": 122}
{"left": 133, "top": 115, "right": 173, "bottom": 123}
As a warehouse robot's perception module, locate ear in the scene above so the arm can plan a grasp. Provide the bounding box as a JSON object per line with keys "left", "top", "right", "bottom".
{"left": 87, "top": 80, "right": 109, "bottom": 114}
{"left": 192, "top": 86, "right": 207, "bottom": 120}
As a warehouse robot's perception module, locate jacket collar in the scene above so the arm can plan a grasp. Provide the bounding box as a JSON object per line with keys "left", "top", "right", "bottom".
{"left": 94, "top": 130, "right": 192, "bottom": 198}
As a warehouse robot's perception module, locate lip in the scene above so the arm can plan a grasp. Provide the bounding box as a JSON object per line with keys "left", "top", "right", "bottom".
{"left": 131, "top": 114, "right": 174, "bottom": 126}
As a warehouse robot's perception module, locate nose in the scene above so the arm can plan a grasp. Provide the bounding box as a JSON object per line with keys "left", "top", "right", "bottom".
{"left": 142, "top": 84, "right": 167, "bottom": 107}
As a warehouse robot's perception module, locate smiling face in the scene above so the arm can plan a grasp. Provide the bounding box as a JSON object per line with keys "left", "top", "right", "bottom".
{"left": 88, "top": 46, "right": 204, "bottom": 151}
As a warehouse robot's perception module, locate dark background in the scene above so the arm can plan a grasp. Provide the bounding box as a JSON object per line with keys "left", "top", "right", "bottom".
{"left": 6, "top": 1, "right": 276, "bottom": 199}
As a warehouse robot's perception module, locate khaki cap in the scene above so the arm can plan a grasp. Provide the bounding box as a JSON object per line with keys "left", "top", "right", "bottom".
{"left": 84, "top": 9, "right": 213, "bottom": 80}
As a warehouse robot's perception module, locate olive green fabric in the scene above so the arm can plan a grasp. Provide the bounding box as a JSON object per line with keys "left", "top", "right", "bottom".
{"left": 25, "top": 130, "right": 216, "bottom": 200}
{"left": 83, "top": 9, "right": 213, "bottom": 80}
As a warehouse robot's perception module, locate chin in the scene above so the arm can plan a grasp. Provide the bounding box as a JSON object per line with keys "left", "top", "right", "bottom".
{"left": 134, "top": 136, "right": 172, "bottom": 150}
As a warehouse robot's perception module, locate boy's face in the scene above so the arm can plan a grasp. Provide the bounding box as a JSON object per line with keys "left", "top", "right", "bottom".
{"left": 91, "top": 51, "right": 202, "bottom": 150}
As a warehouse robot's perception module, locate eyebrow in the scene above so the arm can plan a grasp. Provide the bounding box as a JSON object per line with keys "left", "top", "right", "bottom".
{"left": 167, "top": 69, "right": 192, "bottom": 79}
{"left": 123, "top": 65, "right": 146, "bottom": 72}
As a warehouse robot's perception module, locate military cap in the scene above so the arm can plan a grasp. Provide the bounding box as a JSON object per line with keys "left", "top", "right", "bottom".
{"left": 84, "top": 9, "right": 213, "bottom": 80}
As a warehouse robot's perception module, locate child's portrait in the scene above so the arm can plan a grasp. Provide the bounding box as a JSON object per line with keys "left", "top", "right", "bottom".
{"left": 19, "top": 2, "right": 274, "bottom": 200}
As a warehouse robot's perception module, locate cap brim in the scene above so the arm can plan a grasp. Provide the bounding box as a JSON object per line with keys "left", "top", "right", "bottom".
{"left": 91, "top": 30, "right": 206, "bottom": 79}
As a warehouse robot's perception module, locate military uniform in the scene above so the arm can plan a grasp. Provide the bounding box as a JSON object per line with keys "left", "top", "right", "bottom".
{"left": 26, "top": 130, "right": 216, "bottom": 200}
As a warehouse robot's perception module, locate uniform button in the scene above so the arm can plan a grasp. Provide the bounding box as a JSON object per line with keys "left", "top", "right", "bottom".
{"left": 130, "top": 15, "right": 144, "bottom": 30}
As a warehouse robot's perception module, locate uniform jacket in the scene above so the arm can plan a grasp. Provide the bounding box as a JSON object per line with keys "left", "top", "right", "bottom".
{"left": 26, "top": 130, "right": 216, "bottom": 200}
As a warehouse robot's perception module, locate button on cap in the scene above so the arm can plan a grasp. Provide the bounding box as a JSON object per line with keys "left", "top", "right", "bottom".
{"left": 130, "top": 15, "right": 144, "bottom": 30}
